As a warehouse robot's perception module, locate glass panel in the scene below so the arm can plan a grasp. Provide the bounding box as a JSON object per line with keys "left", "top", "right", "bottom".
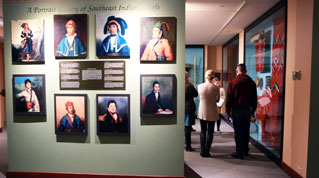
{"left": 185, "top": 47, "right": 204, "bottom": 114}
{"left": 245, "top": 6, "right": 285, "bottom": 158}
{"left": 222, "top": 38, "right": 239, "bottom": 93}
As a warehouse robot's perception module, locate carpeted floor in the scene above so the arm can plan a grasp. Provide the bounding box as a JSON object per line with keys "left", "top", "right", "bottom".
{"left": 0, "top": 127, "right": 7, "bottom": 178}
{"left": 1, "top": 121, "right": 289, "bottom": 178}
{"left": 184, "top": 119, "right": 289, "bottom": 178}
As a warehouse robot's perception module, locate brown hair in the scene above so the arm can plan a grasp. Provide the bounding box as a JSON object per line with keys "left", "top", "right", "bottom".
{"left": 65, "top": 20, "right": 76, "bottom": 29}
{"left": 185, "top": 71, "right": 190, "bottom": 84}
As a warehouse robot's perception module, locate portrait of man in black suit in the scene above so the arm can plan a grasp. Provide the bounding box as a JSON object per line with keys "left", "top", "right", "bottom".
{"left": 140, "top": 75, "right": 176, "bottom": 118}
{"left": 97, "top": 95, "right": 130, "bottom": 136}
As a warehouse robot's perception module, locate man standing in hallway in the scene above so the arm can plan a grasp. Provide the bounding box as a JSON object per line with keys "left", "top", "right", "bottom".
{"left": 226, "top": 64, "right": 257, "bottom": 159}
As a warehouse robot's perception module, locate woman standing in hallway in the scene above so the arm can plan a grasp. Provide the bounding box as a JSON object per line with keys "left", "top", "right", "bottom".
{"left": 213, "top": 77, "right": 226, "bottom": 132}
{"left": 185, "top": 71, "right": 198, "bottom": 151}
{"left": 197, "top": 70, "right": 220, "bottom": 157}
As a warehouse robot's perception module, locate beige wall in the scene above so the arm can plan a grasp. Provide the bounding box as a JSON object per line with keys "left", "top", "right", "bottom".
{"left": 205, "top": 45, "right": 223, "bottom": 76}
{"left": 282, "top": 0, "right": 314, "bottom": 177}
{"left": 238, "top": 30, "right": 244, "bottom": 64}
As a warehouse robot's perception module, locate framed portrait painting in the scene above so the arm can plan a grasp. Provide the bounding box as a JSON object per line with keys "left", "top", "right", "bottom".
{"left": 11, "top": 19, "right": 44, "bottom": 64}
{"left": 54, "top": 94, "right": 87, "bottom": 135}
{"left": 140, "top": 74, "right": 176, "bottom": 118}
{"left": 96, "top": 94, "right": 130, "bottom": 136}
{"left": 96, "top": 14, "right": 131, "bottom": 58}
{"left": 12, "top": 74, "right": 46, "bottom": 115}
{"left": 54, "top": 14, "right": 87, "bottom": 58}
{"left": 140, "top": 17, "right": 177, "bottom": 63}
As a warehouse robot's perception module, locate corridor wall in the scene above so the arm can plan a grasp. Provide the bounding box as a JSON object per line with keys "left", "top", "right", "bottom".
{"left": 3, "top": 0, "right": 185, "bottom": 177}
{"left": 307, "top": 0, "right": 319, "bottom": 177}
{"left": 283, "top": 0, "right": 313, "bottom": 177}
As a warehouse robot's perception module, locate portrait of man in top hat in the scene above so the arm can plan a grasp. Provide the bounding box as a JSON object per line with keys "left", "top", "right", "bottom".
{"left": 140, "top": 17, "right": 176, "bottom": 63}
{"left": 96, "top": 14, "right": 130, "bottom": 57}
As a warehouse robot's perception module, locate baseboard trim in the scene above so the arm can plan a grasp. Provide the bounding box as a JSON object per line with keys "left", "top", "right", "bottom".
{"left": 281, "top": 162, "right": 303, "bottom": 178}
{"left": 7, "top": 171, "right": 185, "bottom": 178}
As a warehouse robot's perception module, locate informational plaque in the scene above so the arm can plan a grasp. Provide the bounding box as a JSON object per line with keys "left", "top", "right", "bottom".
{"left": 60, "top": 61, "right": 125, "bottom": 90}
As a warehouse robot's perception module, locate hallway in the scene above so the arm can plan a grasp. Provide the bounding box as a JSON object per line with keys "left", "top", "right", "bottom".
{"left": 184, "top": 119, "right": 289, "bottom": 178}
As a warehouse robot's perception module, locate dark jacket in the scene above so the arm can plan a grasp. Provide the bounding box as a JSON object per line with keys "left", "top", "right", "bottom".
{"left": 185, "top": 83, "right": 198, "bottom": 114}
{"left": 58, "top": 114, "right": 85, "bottom": 133}
{"left": 226, "top": 74, "right": 257, "bottom": 115}
{"left": 143, "top": 91, "right": 164, "bottom": 113}
{"left": 99, "top": 110, "right": 126, "bottom": 133}
{"left": 185, "top": 83, "right": 198, "bottom": 125}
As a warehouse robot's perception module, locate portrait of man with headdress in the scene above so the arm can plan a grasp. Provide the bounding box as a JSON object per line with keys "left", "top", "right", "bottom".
{"left": 96, "top": 14, "right": 130, "bottom": 57}
{"left": 57, "top": 101, "right": 85, "bottom": 133}
{"left": 54, "top": 94, "right": 87, "bottom": 135}
{"left": 140, "top": 17, "right": 176, "bottom": 62}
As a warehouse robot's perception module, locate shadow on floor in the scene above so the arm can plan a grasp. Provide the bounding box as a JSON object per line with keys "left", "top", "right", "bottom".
{"left": 184, "top": 163, "right": 201, "bottom": 178}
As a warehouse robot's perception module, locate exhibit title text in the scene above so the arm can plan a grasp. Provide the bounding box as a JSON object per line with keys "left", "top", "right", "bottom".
{"left": 25, "top": 4, "right": 151, "bottom": 14}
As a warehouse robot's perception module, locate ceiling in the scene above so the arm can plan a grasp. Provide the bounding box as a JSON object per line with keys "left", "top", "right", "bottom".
{"left": 186, "top": 0, "right": 280, "bottom": 45}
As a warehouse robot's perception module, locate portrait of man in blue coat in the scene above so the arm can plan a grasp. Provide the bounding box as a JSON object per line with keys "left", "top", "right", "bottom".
{"left": 58, "top": 101, "right": 85, "bottom": 133}
{"left": 56, "top": 19, "right": 86, "bottom": 57}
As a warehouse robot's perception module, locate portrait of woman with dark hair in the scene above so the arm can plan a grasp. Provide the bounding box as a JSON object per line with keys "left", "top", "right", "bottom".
{"left": 96, "top": 14, "right": 130, "bottom": 57}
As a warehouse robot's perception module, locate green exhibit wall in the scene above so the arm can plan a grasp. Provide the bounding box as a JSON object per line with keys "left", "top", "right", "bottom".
{"left": 3, "top": 0, "right": 185, "bottom": 176}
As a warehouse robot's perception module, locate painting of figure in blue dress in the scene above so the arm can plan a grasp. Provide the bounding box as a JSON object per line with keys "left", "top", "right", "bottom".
{"left": 96, "top": 14, "right": 130, "bottom": 58}
{"left": 11, "top": 19, "right": 44, "bottom": 64}
{"left": 54, "top": 14, "right": 87, "bottom": 58}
